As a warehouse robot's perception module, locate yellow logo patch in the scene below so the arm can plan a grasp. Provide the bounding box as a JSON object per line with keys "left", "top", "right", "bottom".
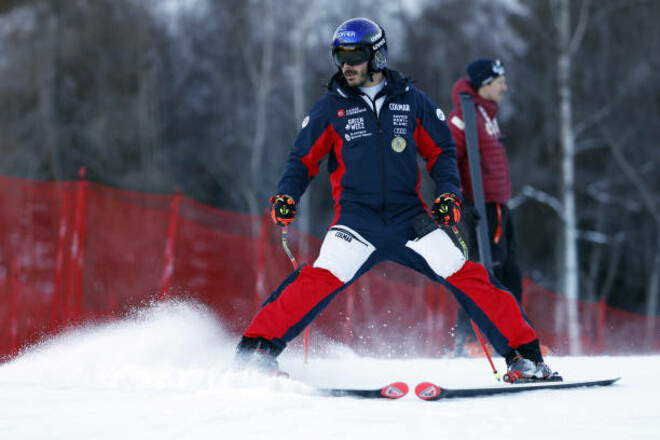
{"left": 391, "top": 136, "right": 407, "bottom": 153}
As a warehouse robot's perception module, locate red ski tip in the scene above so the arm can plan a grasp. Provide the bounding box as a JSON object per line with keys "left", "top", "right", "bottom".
{"left": 415, "top": 382, "right": 442, "bottom": 400}
{"left": 381, "top": 382, "right": 409, "bottom": 399}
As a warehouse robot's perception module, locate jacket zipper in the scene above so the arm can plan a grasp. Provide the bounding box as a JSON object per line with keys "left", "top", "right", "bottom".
{"left": 363, "top": 93, "right": 387, "bottom": 225}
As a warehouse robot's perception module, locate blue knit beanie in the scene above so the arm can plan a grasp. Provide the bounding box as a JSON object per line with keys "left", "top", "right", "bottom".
{"left": 467, "top": 58, "right": 505, "bottom": 89}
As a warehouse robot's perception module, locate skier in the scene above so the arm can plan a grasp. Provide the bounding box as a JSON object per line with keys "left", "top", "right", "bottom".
{"left": 235, "top": 18, "right": 556, "bottom": 381}
{"left": 447, "top": 59, "right": 525, "bottom": 357}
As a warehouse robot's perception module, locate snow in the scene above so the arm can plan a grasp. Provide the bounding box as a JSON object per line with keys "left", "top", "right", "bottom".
{"left": 0, "top": 301, "right": 657, "bottom": 439}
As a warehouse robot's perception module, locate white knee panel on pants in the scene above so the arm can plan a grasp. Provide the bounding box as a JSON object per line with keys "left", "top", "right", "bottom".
{"left": 313, "top": 226, "right": 376, "bottom": 283}
{"left": 406, "top": 228, "right": 466, "bottom": 278}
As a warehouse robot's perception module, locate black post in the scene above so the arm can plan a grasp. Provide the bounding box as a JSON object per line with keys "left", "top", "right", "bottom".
{"left": 459, "top": 92, "right": 492, "bottom": 270}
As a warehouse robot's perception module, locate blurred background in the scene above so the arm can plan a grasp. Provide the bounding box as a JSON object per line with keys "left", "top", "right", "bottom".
{"left": 1, "top": 0, "right": 658, "bottom": 319}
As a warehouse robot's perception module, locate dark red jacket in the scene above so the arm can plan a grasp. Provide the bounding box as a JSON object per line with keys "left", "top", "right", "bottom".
{"left": 448, "top": 78, "right": 511, "bottom": 203}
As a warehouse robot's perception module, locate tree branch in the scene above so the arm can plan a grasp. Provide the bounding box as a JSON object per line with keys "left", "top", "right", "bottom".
{"left": 509, "top": 184, "right": 564, "bottom": 218}
{"left": 601, "top": 125, "right": 660, "bottom": 225}
{"left": 569, "top": 0, "right": 591, "bottom": 56}
{"left": 573, "top": 101, "right": 617, "bottom": 139}
{"left": 510, "top": 185, "right": 626, "bottom": 245}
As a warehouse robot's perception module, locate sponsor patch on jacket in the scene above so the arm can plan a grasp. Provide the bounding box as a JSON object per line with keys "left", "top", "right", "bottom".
{"left": 343, "top": 116, "right": 372, "bottom": 142}
{"left": 393, "top": 114, "right": 408, "bottom": 126}
{"left": 302, "top": 115, "right": 310, "bottom": 128}
{"left": 346, "top": 107, "right": 367, "bottom": 116}
{"left": 389, "top": 103, "right": 410, "bottom": 112}
{"left": 391, "top": 136, "right": 407, "bottom": 153}
{"left": 484, "top": 120, "right": 497, "bottom": 136}
{"left": 345, "top": 117, "right": 365, "bottom": 131}
{"left": 436, "top": 108, "right": 446, "bottom": 121}
{"left": 450, "top": 115, "right": 465, "bottom": 130}
{"left": 337, "top": 109, "right": 346, "bottom": 118}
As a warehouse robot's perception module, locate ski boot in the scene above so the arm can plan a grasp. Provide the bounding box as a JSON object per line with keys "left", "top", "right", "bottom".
{"left": 503, "top": 354, "right": 561, "bottom": 383}
{"left": 234, "top": 336, "right": 289, "bottom": 378}
{"left": 503, "top": 341, "right": 562, "bottom": 384}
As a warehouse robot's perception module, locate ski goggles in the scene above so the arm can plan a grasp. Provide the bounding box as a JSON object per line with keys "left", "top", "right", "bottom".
{"left": 332, "top": 45, "right": 371, "bottom": 67}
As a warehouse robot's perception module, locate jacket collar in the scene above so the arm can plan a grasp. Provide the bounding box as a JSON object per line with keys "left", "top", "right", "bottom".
{"left": 451, "top": 77, "right": 499, "bottom": 118}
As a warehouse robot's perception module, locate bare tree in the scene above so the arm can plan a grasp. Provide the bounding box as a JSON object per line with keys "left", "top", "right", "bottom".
{"left": 601, "top": 126, "right": 660, "bottom": 349}
{"left": 36, "top": 1, "right": 61, "bottom": 180}
{"left": 554, "top": 0, "right": 591, "bottom": 354}
{"left": 245, "top": 0, "right": 276, "bottom": 218}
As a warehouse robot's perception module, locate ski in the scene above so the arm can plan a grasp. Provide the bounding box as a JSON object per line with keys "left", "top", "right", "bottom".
{"left": 415, "top": 377, "right": 620, "bottom": 400}
{"left": 314, "top": 381, "right": 409, "bottom": 399}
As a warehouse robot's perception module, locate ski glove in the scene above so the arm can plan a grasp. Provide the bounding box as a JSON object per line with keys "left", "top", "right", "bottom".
{"left": 270, "top": 194, "right": 296, "bottom": 227}
{"left": 432, "top": 193, "right": 462, "bottom": 227}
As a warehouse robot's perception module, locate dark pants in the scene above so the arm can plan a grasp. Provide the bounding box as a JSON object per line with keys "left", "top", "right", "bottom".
{"left": 455, "top": 202, "right": 523, "bottom": 347}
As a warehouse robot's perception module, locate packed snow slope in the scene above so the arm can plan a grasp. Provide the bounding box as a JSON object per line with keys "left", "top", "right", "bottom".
{"left": 0, "top": 301, "right": 657, "bottom": 439}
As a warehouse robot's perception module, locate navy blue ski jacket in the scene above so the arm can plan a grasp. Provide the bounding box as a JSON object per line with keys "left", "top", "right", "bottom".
{"left": 277, "top": 68, "right": 461, "bottom": 225}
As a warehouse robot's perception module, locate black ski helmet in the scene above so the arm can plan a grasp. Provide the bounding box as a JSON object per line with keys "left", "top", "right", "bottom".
{"left": 331, "top": 18, "right": 387, "bottom": 72}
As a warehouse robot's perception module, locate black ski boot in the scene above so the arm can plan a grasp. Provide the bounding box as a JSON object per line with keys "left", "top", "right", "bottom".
{"left": 234, "top": 336, "right": 289, "bottom": 378}
{"left": 503, "top": 340, "right": 562, "bottom": 383}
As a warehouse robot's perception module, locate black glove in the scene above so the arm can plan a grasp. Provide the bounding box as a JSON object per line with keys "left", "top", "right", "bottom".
{"left": 432, "top": 193, "right": 462, "bottom": 227}
{"left": 269, "top": 194, "right": 296, "bottom": 226}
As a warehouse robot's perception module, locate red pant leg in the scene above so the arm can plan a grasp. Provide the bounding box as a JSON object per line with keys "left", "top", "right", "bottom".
{"left": 244, "top": 265, "right": 344, "bottom": 341}
{"left": 447, "top": 260, "right": 537, "bottom": 349}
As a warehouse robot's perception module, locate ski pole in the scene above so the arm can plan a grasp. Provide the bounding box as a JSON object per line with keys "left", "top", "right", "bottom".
{"left": 451, "top": 225, "right": 501, "bottom": 381}
{"left": 281, "top": 226, "right": 310, "bottom": 364}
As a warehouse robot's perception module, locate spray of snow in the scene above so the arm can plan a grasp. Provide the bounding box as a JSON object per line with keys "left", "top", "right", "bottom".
{"left": 0, "top": 300, "right": 657, "bottom": 439}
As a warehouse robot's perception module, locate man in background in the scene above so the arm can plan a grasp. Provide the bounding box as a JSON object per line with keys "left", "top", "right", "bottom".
{"left": 448, "top": 59, "right": 525, "bottom": 357}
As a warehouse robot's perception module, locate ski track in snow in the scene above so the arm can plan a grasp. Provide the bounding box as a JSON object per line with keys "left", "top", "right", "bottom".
{"left": 0, "top": 301, "right": 657, "bottom": 440}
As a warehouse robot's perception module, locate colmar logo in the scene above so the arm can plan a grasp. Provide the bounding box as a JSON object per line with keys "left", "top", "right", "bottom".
{"left": 389, "top": 103, "right": 410, "bottom": 112}
{"left": 334, "top": 230, "right": 353, "bottom": 243}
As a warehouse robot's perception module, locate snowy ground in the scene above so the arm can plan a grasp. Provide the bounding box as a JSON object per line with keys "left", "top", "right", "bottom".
{"left": 0, "top": 301, "right": 657, "bottom": 440}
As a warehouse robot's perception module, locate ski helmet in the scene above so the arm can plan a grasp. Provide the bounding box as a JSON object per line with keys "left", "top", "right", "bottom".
{"left": 331, "top": 18, "right": 387, "bottom": 72}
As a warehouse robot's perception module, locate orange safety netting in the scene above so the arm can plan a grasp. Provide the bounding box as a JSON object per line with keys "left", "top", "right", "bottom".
{"left": 0, "top": 172, "right": 658, "bottom": 360}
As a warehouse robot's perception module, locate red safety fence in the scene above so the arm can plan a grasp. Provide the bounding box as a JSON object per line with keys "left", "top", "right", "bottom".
{"left": 0, "top": 171, "right": 658, "bottom": 360}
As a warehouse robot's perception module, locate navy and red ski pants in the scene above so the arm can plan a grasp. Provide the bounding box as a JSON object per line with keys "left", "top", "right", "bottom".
{"left": 243, "top": 205, "right": 537, "bottom": 357}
